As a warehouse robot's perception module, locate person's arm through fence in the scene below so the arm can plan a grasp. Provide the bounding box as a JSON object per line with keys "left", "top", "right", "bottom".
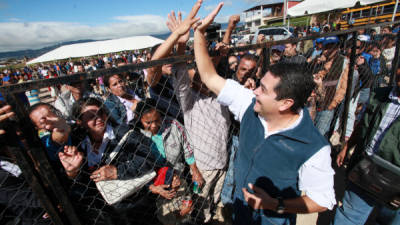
{"left": 146, "top": 0, "right": 202, "bottom": 88}
{"left": 193, "top": 2, "right": 226, "bottom": 96}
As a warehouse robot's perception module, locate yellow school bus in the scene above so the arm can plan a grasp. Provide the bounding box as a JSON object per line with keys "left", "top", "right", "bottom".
{"left": 339, "top": 0, "right": 400, "bottom": 29}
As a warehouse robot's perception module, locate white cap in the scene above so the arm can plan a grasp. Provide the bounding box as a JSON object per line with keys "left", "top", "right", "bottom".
{"left": 357, "top": 35, "right": 370, "bottom": 42}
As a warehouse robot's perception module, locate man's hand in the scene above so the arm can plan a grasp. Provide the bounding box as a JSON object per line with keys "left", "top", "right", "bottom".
{"left": 257, "top": 34, "right": 266, "bottom": 44}
{"left": 41, "top": 115, "right": 69, "bottom": 133}
{"left": 191, "top": 169, "right": 205, "bottom": 188}
{"left": 58, "top": 146, "right": 84, "bottom": 178}
{"left": 313, "top": 74, "right": 323, "bottom": 87}
{"left": 336, "top": 145, "right": 348, "bottom": 167}
{"left": 193, "top": 2, "right": 224, "bottom": 34}
{"left": 90, "top": 165, "right": 118, "bottom": 182}
{"left": 228, "top": 14, "right": 240, "bottom": 28}
{"left": 242, "top": 183, "right": 277, "bottom": 210}
{"left": 173, "top": 0, "right": 202, "bottom": 37}
{"left": 167, "top": 11, "right": 190, "bottom": 45}
{"left": 149, "top": 184, "right": 177, "bottom": 200}
{"left": 215, "top": 42, "right": 229, "bottom": 56}
{"left": 317, "top": 55, "right": 327, "bottom": 64}
{"left": 244, "top": 78, "right": 256, "bottom": 90}
{"left": 0, "top": 105, "right": 15, "bottom": 135}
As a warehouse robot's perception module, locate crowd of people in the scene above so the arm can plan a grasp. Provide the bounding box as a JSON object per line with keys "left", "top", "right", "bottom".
{"left": 1, "top": 1, "right": 400, "bottom": 225}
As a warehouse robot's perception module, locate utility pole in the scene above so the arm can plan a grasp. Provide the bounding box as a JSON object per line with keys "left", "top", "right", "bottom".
{"left": 283, "top": 0, "right": 287, "bottom": 25}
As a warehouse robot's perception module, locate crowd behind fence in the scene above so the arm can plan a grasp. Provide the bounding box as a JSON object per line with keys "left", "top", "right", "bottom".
{"left": 0, "top": 19, "right": 399, "bottom": 225}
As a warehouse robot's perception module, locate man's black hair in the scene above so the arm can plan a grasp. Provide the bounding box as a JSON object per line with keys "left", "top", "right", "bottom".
{"left": 267, "top": 62, "right": 315, "bottom": 113}
{"left": 28, "top": 102, "right": 63, "bottom": 119}
{"left": 239, "top": 54, "right": 258, "bottom": 64}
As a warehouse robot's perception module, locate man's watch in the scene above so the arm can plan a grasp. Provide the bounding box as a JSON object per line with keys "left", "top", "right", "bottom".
{"left": 276, "top": 197, "right": 285, "bottom": 214}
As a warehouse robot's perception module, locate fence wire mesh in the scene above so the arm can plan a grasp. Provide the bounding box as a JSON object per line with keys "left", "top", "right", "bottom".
{"left": 0, "top": 21, "right": 399, "bottom": 225}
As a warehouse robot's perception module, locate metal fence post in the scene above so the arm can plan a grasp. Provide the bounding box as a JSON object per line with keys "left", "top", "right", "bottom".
{"left": 262, "top": 46, "right": 270, "bottom": 75}
{"left": 2, "top": 92, "right": 82, "bottom": 225}
{"left": 5, "top": 132, "right": 66, "bottom": 225}
{"left": 340, "top": 32, "right": 358, "bottom": 144}
{"left": 390, "top": 31, "right": 400, "bottom": 86}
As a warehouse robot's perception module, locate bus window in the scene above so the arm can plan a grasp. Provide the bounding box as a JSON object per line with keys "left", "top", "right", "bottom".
{"left": 383, "top": 4, "right": 395, "bottom": 14}
{"left": 341, "top": 13, "right": 348, "bottom": 20}
{"left": 353, "top": 10, "right": 361, "bottom": 19}
{"left": 371, "top": 7, "right": 377, "bottom": 17}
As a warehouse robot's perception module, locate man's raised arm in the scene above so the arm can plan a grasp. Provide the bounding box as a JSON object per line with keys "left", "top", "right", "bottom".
{"left": 193, "top": 3, "right": 226, "bottom": 96}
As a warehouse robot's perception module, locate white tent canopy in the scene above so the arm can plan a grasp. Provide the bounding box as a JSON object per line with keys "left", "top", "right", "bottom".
{"left": 27, "top": 36, "right": 164, "bottom": 64}
{"left": 287, "top": 0, "right": 386, "bottom": 17}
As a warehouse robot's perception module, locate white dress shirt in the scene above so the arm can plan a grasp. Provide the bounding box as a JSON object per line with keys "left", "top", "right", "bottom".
{"left": 217, "top": 79, "right": 336, "bottom": 210}
{"left": 82, "top": 125, "right": 116, "bottom": 167}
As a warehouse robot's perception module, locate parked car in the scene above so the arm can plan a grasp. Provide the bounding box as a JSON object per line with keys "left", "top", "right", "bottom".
{"left": 252, "top": 27, "right": 293, "bottom": 44}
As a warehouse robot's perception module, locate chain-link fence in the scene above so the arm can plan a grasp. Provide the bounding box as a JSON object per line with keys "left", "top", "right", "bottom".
{"left": 0, "top": 20, "right": 399, "bottom": 225}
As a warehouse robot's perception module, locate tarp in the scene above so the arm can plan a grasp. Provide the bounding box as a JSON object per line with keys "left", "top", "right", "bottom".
{"left": 27, "top": 36, "right": 164, "bottom": 64}
{"left": 287, "top": 0, "right": 386, "bottom": 17}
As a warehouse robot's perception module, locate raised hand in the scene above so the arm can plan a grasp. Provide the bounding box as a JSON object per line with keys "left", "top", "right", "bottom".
{"left": 228, "top": 14, "right": 240, "bottom": 28}
{"left": 193, "top": 2, "right": 224, "bottom": 33}
{"left": 257, "top": 34, "right": 266, "bottom": 44}
{"left": 167, "top": 11, "right": 190, "bottom": 44}
{"left": 40, "top": 115, "right": 68, "bottom": 133}
{"left": 215, "top": 42, "right": 229, "bottom": 56}
{"left": 173, "top": 0, "right": 202, "bottom": 37}
{"left": 0, "top": 105, "right": 15, "bottom": 135}
{"left": 59, "top": 146, "right": 84, "bottom": 178}
{"left": 244, "top": 78, "right": 256, "bottom": 90}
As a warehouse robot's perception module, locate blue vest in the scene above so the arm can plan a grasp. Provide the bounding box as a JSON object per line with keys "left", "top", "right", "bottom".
{"left": 233, "top": 99, "right": 328, "bottom": 225}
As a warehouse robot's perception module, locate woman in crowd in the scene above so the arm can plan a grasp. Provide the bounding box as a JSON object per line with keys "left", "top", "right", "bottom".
{"left": 135, "top": 98, "right": 204, "bottom": 225}
{"left": 135, "top": 98, "right": 204, "bottom": 189}
{"left": 104, "top": 73, "right": 141, "bottom": 125}
{"left": 59, "top": 97, "right": 158, "bottom": 225}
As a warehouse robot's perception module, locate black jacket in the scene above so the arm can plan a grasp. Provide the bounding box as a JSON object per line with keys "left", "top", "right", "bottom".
{"left": 0, "top": 157, "right": 51, "bottom": 225}
{"left": 69, "top": 124, "right": 159, "bottom": 225}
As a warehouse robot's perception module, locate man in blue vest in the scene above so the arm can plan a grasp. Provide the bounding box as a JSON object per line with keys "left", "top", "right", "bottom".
{"left": 188, "top": 2, "right": 336, "bottom": 224}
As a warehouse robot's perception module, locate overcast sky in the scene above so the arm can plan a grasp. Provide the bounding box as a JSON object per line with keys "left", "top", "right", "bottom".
{"left": 0, "top": 0, "right": 261, "bottom": 52}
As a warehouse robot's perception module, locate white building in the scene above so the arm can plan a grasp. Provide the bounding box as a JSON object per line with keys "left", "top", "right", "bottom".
{"left": 242, "top": 0, "right": 302, "bottom": 32}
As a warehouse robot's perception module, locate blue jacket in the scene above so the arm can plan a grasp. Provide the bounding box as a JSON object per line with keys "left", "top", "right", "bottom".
{"left": 104, "top": 94, "right": 128, "bottom": 125}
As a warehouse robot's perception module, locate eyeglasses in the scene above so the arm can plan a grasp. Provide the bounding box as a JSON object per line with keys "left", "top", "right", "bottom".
{"left": 80, "top": 108, "right": 105, "bottom": 121}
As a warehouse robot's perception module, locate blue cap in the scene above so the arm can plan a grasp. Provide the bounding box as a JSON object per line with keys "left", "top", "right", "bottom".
{"left": 323, "top": 36, "right": 339, "bottom": 46}
{"left": 271, "top": 45, "right": 285, "bottom": 52}
{"left": 316, "top": 37, "right": 325, "bottom": 43}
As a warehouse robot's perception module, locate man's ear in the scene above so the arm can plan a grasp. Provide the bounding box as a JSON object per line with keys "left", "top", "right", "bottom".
{"left": 278, "top": 98, "right": 294, "bottom": 112}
